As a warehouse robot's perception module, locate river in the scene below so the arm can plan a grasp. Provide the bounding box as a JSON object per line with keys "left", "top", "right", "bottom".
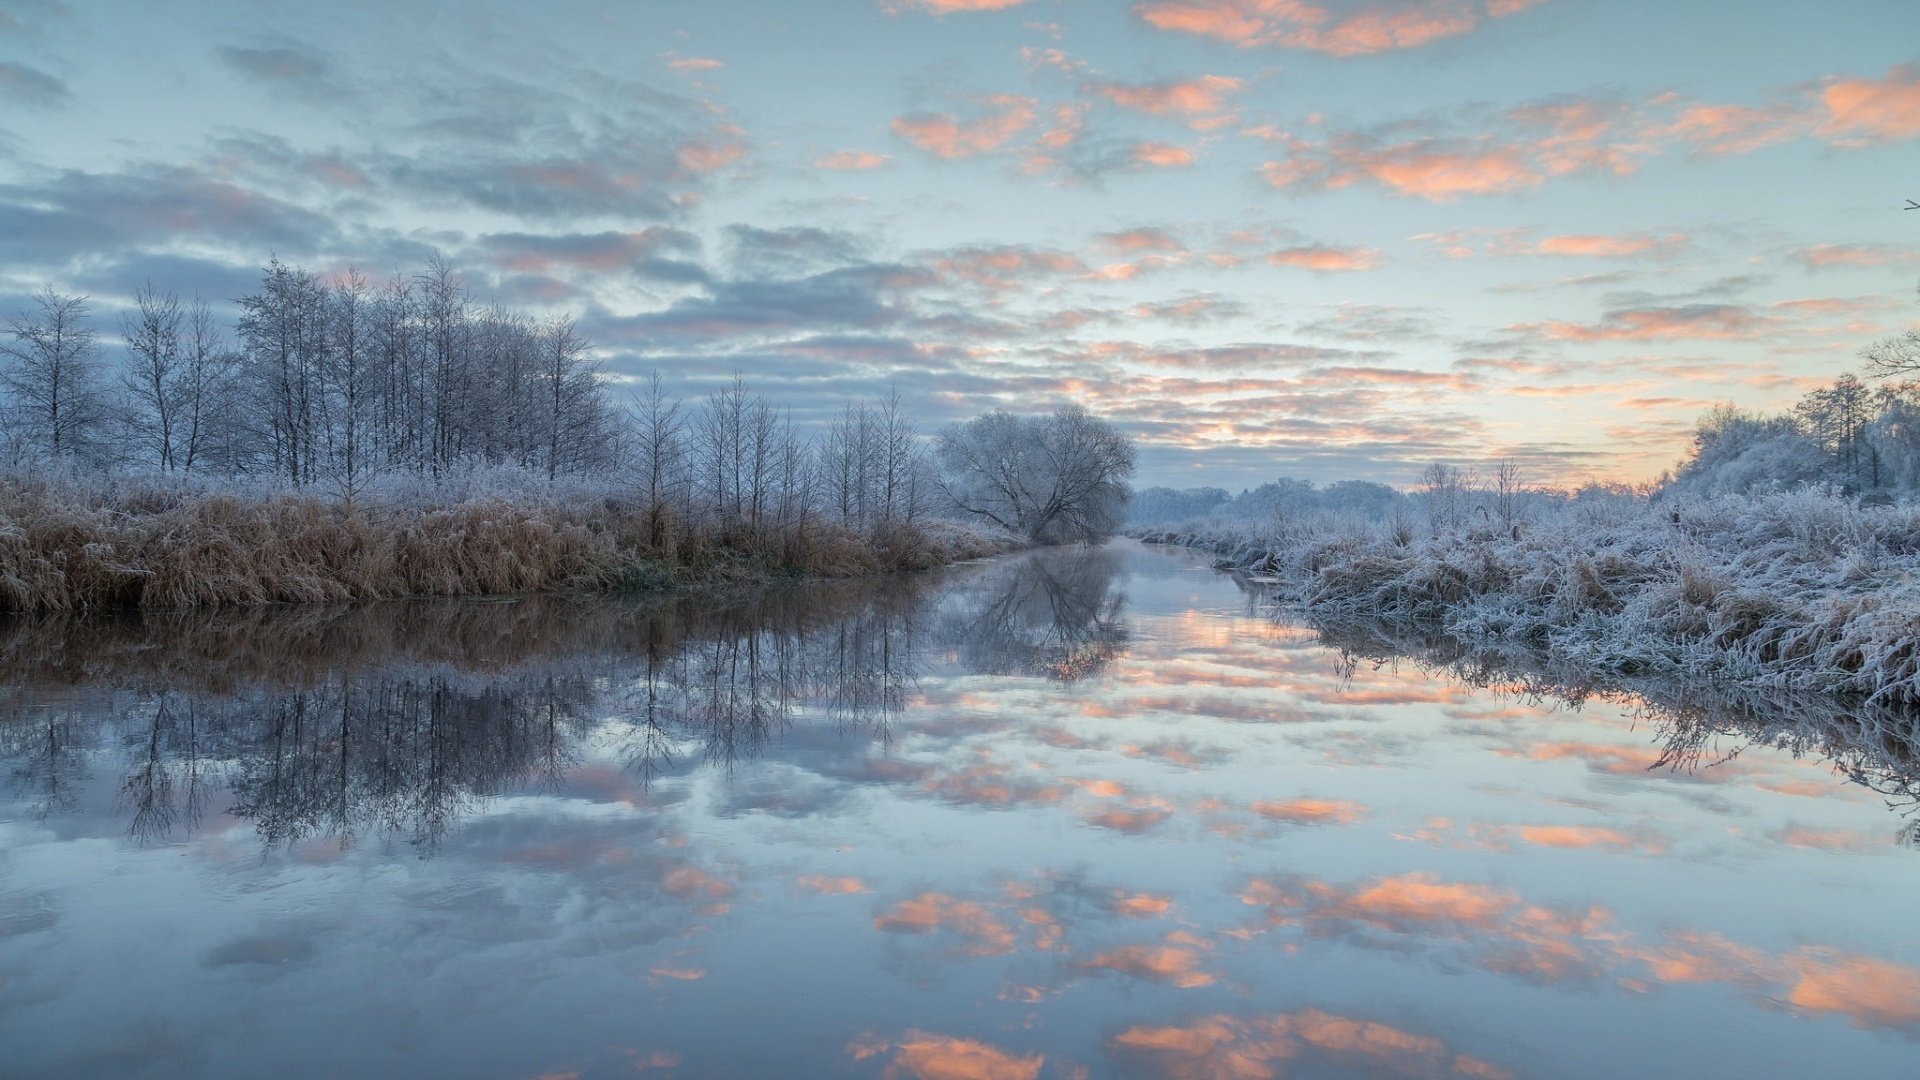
{"left": 2, "top": 541, "right": 1916, "bottom": 1078}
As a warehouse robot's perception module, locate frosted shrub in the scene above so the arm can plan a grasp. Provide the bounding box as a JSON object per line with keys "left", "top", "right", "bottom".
{"left": 1136, "top": 488, "right": 1920, "bottom": 709}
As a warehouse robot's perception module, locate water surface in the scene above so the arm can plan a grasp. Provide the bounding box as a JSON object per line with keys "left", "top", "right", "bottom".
{"left": 3, "top": 541, "right": 1917, "bottom": 1079}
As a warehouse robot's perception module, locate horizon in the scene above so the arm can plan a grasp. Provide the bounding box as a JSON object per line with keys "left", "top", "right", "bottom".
{"left": 1, "top": 0, "right": 1915, "bottom": 489}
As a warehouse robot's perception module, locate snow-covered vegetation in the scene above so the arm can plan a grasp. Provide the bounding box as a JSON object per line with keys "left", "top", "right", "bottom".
{"left": 1134, "top": 353, "right": 1920, "bottom": 709}
{"left": 0, "top": 465, "right": 1020, "bottom": 611}
{"left": 1142, "top": 486, "right": 1920, "bottom": 708}
{"left": 0, "top": 260, "right": 1050, "bottom": 610}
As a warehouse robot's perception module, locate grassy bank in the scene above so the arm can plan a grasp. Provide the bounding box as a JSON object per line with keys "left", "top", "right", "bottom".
{"left": 0, "top": 472, "right": 1020, "bottom": 611}
{"left": 1139, "top": 489, "right": 1920, "bottom": 710}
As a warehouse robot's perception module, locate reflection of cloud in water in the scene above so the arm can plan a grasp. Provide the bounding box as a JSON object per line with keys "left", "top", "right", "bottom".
{"left": 873, "top": 892, "right": 1017, "bottom": 957}
{"left": 1399, "top": 817, "right": 1669, "bottom": 856}
{"left": 1238, "top": 869, "right": 1920, "bottom": 1031}
{"left": 847, "top": 1030, "right": 1045, "bottom": 1080}
{"left": 1082, "top": 931, "right": 1216, "bottom": 988}
{"left": 1107, "top": 1009, "right": 1515, "bottom": 1080}
{"left": 1249, "top": 798, "right": 1365, "bottom": 827}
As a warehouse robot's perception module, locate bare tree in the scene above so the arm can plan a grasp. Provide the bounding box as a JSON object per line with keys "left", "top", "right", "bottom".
{"left": 177, "top": 297, "right": 238, "bottom": 476}
{"left": 1491, "top": 458, "right": 1526, "bottom": 532}
{"left": 936, "top": 404, "right": 1136, "bottom": 544}
{"left": 119, "top": 282, "right": 185, "bottom": 472}
{"left": 1419, "top": 462, "right": 1466, "bottom": 534}
{"left": 2, "top": 286, "right": 107, "bottom": 463}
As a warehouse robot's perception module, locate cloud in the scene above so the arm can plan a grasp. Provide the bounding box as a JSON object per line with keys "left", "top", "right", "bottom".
{"left": 1134, "top": 141, "right": 1196, "bottom": 167}
{"left": 0, "top": 163, "right": 337, "bottom": 268}
{"left": 1790, "top": 243, "right": 1920, "bottom": 271}
{"left": 796, "top": 875, "right": 871, "bottom": 894}
{"left": 1513, "top": 303, "right": 1782, "bottom": 342}
{"left": 892, "top": 94, "right": 1037, "bottom": 159}
{"left": 887, "top": 0, "right": 1032, "bottom": 12}
{"left": 480, "top": 228, "right": 706, "bottom": 281}
{"left": 666, "top": 55, "right": 723, "bottom": 73}
{"left": 1101, "top": 227, "right": 1188, "bottom": 254}
{"left": 815, "top": 150, "right": 891, "bottom": 170}
{"left": 1095, "top": 74, "right": 1242, "bottom": 128}
{"left": 598, "top": 261, "right": 938, "bottom": 346}
{"left": 0, "top": 60, "right": 68, "bottom": 106}
{"left": 1296, "top": 303, "right": 1438, "bottom": 340}
{"left": 1649, "top": 102, "right": 1810, "bottom": 155}
{"left": 1819, "top": 63, "right": 1920, "bottom": 144}
{"left": 215, "top": 45, "right": 333, "bottom": 93}
{"left": 727, "top": 224, "right": 869, "bottom": 278}
{"left": 1262, "top": 135, "right": 1543, "bottom": 200}
{"left": 1132, "top": 0, "right": 1546, "bottom": 56}
{"left": 1266, "top": 243, "right": 1384, "bottom": 272}
{"left": 1532, "top": 232, "right": 1690, "bottom": 258}
{"left": 931, "top": 243, "right": 1085, "bottom": 291}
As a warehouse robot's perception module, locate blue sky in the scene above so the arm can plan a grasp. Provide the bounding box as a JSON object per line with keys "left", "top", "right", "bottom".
{"left": 2, "top": 0, "right": 1916, "bottom": 487}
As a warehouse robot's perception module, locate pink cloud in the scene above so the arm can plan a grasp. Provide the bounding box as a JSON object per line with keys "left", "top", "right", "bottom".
{"left": 1532, "top": 232, "right": 1689, "bottom": 258}
{"left": 815, "top": 150, "right": 891, "bottom": 170}
{"left": 846, "top": 1031, "right": 1043, "bottom": 1080}
{"left": 933, "top": 244, "right": 1085, "bottom": 291}
{"left": 1647, "top": 102, "right": 1811, "bottom": 155}
{"left": 1515, "top": 304, "right": 1782, "bottom": 342}
{"left": 893, "top": 94, "right": 1037, "bottom": 159}
{"left": 873, "top": 892, "right": 1017, "bottom": 955}
{"left": 1096, "top": 74, "right": 1243, "bottom": 126}
{"left": 887, "top": 0, "right": 1029, "bottom": 11}
{"left": 1251, "top": 797, "right": 1366, "bottom": 824}
{"left": 1263, "top": 136, "right": 1543, "bottom": 201}
{"left": 675, "top": 126, "right": 748, "bottom": 173}
{"left": 1790, "top": 243, "right": 1920, "bottom": 270}
{"left": 1820, "top": 64, "right": 1920, "bottom": 144}
{"left": 1413, "top": 227, "right": 1684, "bottom": 259}
{"left": 1101, "top": 227, "right": 1187, "bottom": 253}
{"left": 1133, "top": 0, "right": 1546, "bottom": 56}
{"left": 1134, "top": 141, "right": 1196, "bottom": 167}
{"left": 1267, "top": 243, "right": 1384, "bottom": 271}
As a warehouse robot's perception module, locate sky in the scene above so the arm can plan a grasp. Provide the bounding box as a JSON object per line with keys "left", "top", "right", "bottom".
{"left": 0, "top": 0, "right": 1916, "bottom": 489}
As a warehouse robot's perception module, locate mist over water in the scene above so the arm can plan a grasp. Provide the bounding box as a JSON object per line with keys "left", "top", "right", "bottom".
{"left": 3, "top": 542, "right": 1917, "bottom": 1079}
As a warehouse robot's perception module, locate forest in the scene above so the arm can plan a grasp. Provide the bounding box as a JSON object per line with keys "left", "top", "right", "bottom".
{"left": 0, "top": 258, "right": 1137, "bottom": 610}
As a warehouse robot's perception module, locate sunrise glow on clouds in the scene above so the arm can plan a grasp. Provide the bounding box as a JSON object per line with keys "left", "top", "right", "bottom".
{"left": 0, "top": 0, "right": 1914, "bottom": 486}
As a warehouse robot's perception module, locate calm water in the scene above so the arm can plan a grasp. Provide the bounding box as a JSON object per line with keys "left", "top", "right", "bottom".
{"left": 2, "top": 542, "right": 1917, "bottom": 1079}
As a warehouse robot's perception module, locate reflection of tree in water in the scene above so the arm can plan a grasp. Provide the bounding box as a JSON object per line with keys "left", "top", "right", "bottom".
{"left": 1306, "top": 611, "right": 1920, "bottom": 822}
{"left": 938, "top": 546, "right": 1129, "bottom": 682}
{"left": 0, "top": 548, "right": 1139, "bottom": 850}
{"left": 0, "top": 575, "right": 937, "bottom": 851}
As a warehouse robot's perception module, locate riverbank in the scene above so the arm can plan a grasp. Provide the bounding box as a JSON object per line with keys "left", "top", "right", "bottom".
{"left": 0, "top": 474, "right": 1021, "bottom": 611}
{"left": 1138, "top": 489, "right": 1920, "bottom": 710}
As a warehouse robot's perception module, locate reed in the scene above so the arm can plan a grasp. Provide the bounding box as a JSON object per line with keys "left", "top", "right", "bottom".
{"left": 0, "top": 473, "right": 1020, "bottom": 612}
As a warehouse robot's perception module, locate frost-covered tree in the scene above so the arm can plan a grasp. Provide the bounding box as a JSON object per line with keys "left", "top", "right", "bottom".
{"left": 2, "top": 287, "right": 108, "bottom": 464}
{"left": 936, "top": 404, "right": 1136, "bottom": 544}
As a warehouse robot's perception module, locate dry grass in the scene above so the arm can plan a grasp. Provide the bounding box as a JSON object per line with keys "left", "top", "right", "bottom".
{"left": 0, "top": 475, "right": 1022, "bottom": 612}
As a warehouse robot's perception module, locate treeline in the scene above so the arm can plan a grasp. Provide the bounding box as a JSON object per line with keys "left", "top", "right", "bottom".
{"left": 0, "top": 261, "right": 615, "bottom": 489}
{"left": 0, "top": 258, "right": 958, "bottom": 547}
{"left": 1127, "top": 477, "right": 1406, "bottom": 527}
{"left": 1667, "top": 373, "right": 1920, "bottom": 499}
